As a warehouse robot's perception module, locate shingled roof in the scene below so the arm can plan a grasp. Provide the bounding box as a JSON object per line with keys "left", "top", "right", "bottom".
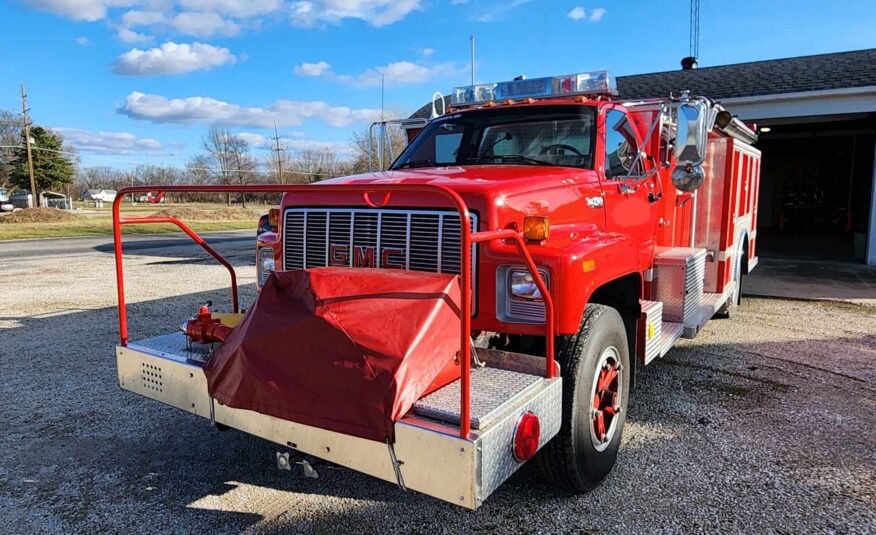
{"left": 411, "top": 48, "right": 876, "bottom": 119}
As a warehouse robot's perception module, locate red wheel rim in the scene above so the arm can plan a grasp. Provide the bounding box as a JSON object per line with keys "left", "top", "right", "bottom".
{"left": 590, "top": 346, "right": 623, "bottom": 451}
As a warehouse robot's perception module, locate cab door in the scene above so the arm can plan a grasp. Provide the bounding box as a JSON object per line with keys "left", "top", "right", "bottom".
{"left": 598, "top": 105, "right": 660, "bottom": 271}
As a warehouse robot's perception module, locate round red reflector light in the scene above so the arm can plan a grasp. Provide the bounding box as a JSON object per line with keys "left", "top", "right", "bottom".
{"left": 512, "top": 411, "right": 541, "bottom": 462}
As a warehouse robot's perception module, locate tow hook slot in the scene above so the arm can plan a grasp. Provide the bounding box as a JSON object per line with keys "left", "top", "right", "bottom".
{"left": 277, "top": 451, "right": 320, "bottom": 479}
{"left": 386, "top": 439, "right": 407, "bottom": 491}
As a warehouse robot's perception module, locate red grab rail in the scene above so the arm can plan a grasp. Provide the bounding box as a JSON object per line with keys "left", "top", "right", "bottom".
{"left": 112, "top": 184, "right": 555, "bottom": 440}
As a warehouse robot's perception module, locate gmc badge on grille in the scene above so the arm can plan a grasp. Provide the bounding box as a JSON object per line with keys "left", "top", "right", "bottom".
{"left": 329, "top": 244, "right": 405, "bottom": 269}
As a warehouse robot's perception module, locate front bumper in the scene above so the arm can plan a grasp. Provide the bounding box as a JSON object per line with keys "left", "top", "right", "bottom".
{"left": 117, "top": 333, "right": 560, "bottom": 509}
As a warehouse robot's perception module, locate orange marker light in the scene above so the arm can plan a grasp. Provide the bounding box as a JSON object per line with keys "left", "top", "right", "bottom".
{"left": 523, "top": 216, "right": 549, "bottom": 241}
{"left": 268, "top": 208, "right": 280, "bottom": 227}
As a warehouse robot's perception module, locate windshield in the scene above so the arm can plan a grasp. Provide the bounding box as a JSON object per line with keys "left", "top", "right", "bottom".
{"left": 392, "top": 105, "right": 595, "bottom": 170}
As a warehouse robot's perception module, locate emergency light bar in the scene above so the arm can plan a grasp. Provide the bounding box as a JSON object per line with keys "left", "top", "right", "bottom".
{"left": 451, "top": 71, "right": 617, "bottom": 106}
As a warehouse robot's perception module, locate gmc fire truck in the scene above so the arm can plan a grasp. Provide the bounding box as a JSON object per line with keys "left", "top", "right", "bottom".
{"left": 111, "top": 70, "right": 761, "bottom": 509}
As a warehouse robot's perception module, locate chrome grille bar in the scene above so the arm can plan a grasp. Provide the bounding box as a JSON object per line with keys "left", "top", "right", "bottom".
{"left": 283, "top": 208, "right": 477, "bottom": 278}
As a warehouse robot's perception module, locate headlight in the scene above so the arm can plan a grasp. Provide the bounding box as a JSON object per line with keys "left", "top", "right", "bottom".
{"left": 257, "top": 247, "right": 275, "bottom": 287}
{"left": 509, "top": 269, "right": 547, "bottom": 301}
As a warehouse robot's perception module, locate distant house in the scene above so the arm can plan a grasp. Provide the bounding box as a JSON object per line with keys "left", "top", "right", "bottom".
{"left": 82, "top": 189, "right": 117, "bottom": 202}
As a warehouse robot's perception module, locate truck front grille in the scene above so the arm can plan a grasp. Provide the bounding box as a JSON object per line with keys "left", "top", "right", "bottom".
{"left": 283, "top": 208, "right": 478, "bottom": 277}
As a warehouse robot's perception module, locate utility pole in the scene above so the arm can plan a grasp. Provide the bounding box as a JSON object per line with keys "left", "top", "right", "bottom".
{"left": 20, "top": 84, "right": 37, "bottom": 208}
{"left": 470, "top": 35, "right": 476, "bottom": 85}
{"left": 271, "top": 121, "right": 285, "bottom": 184}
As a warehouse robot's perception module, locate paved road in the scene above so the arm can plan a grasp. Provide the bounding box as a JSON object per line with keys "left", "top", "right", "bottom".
{"left": 0, "top": 230, "right": 254, "bottom": 260}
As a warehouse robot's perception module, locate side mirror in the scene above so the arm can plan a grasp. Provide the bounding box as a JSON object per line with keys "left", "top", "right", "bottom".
{"left": 672, "top": 100, "right": 710, "bottom": 192}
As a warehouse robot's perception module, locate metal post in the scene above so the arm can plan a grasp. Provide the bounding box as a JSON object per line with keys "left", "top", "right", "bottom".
{"left": 20, "top": 84, "right": 37, "bottom": 208}
{"left": 866, "top": 136, "right": 876, "bottom": 265}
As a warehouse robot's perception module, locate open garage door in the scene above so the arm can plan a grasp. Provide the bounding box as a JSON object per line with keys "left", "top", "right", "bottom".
{"left": 756, "top": 114, "right": 875, "bottom": 262}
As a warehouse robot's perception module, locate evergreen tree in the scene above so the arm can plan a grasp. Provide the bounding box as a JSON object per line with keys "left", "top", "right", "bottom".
{"left": 9, "top": 126, "right": 75, "bottom": 193}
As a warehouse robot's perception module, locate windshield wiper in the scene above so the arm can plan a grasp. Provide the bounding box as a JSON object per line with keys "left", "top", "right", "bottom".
{"left": 391, "top": 159, "right": 436, "bottom": 170}
{"left": 466, "top": 154, "right": 555, "bottom": 166}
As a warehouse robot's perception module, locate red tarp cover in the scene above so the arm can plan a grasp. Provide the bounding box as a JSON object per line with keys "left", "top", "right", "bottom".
{"left": 204, "top": 267, "right": 462, "bottom": 442}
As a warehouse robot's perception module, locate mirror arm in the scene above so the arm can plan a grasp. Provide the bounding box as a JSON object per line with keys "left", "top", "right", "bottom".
{"left": 621, "top": 104, "right": 666, "bottom": 191}
{"left": 621, "top": 165, "right": 659, "bottom": 193}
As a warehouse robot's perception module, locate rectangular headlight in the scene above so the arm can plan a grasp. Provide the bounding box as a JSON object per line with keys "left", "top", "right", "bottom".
{"left": 509, "top": 268, "right": 548, "bottom": 302}
{"left": 257, "top": 247, "right": 275, "bottom": 287}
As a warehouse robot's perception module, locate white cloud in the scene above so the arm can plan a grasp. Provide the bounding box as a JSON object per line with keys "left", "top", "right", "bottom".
{"left": 295, "top": 59, "right": 465, "bottom": 87}
{"left": 215, "top": 131, "right": 353, "bottom": 156}
{"left": 170, "top": 11, "right": 241, "bottom": 37}
{"left": 178, "top": 0, "right": 282, "bottom": 18}
{"left": 118, "top": 91, "right": 380, "bottom": 128}
{"left": 421, "top": 47, "right": 434, "bottom": 57}
{"left": 120, "top": 9, "right": 166, "bottom": 27}
{"left": 75, "top": 36, "right": 91, "bottom": 45}
{"left": 116, "top": 26, "right": 153, "bottom": 43}
{"left": 568, "top": 6, "right": 606, "bottom": 22}
{"left": 356, "top": 60, "right": 464, "bottom": 87}
{"left": 54, "top": 127, "right": 166, "bottom": 155}
{"left": 567, "top": 7, "right": 585, "bottom": 20}
{"left": 236, "top": 132, "right": 268, "bottom": 147}
{"left": 290, "top": 0, "right": 422, "bottom": 28}
{"left": 294, "top": 61, "right": 332, "bottom": 76}
{"left": 112, "top": 42, "right": 236, "bottom": 75}
{"left": 22, "top": 0, "right": 133, "bottom": 22}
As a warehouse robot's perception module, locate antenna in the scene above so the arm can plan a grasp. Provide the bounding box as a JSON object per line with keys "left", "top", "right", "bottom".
{"left": 689, "top": 0, "right": 700, "bottom": 59}
{"left": 470, "top": 35, "right": 476, "bottom": 85}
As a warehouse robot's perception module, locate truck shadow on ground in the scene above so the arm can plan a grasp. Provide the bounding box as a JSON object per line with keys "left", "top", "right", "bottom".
{"left": 92, "top": 233, "right": 256, "bottom": 268}
{"left": 1, "top": 290, "right": 874, "bottom": 533}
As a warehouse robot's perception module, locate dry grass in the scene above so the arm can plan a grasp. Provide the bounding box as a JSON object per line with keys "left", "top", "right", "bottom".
{"left": 0, "top": 208, "right": 83, "bottom": 224}
{"left": 0, "top": 203, "right": 261, "bottom": 240}
{"left": 151, "top": 206, "right": 261, "bottom": 221}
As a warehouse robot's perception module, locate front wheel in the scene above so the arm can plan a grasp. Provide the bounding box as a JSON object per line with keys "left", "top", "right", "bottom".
{"left": 536, "top": 303, "right": 630, "bottom": 491}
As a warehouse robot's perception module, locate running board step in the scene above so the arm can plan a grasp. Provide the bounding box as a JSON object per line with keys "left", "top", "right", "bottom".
{"left": 682, "top": 282, "right": 735, "bottom": 339}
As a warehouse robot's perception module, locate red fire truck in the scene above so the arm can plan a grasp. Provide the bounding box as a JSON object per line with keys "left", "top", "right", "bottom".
{"left": 112, "top": 70, "right": 761, "bottom": 509}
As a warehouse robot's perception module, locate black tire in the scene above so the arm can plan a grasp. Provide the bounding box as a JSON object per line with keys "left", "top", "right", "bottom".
{"left": 536, "top": 303, "right": 631, "bottom": 491}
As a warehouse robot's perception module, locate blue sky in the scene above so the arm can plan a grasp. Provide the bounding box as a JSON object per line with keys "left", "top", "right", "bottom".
{"left": 0, "top": 0, "right": 874, "bottom": 170}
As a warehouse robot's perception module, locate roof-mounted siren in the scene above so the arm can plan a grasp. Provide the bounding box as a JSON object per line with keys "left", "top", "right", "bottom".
{"left": 450, "top": 70, "right": 617, "bottom": 107}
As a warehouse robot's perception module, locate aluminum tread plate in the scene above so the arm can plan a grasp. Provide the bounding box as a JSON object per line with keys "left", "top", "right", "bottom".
{"left": 128, "top": 332, "right": 214, "bottom": 364}
{"left": 412, "top": 367, "right": 543, "bottom": 430}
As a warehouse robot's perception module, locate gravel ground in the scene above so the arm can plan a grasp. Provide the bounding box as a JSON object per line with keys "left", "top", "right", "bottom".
{"left": 0, "top": 239, "right": 874, "bottom": 534}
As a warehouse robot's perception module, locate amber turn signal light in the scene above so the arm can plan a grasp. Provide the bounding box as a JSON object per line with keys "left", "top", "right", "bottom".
{"left": 523, "top": 216, "right": 549, "bottom": 241}
{"left": 268, "top": 208, "right": 280, "bottom": 227}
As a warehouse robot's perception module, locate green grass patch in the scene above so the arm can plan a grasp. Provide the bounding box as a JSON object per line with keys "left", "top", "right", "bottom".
{"left": 0, "top": 219, "right": 255, "bottom": 240}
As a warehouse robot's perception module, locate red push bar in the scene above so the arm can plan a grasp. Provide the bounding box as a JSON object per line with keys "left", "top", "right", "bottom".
{"left": 112, "top": 184, "right": 555, "bottom": 440}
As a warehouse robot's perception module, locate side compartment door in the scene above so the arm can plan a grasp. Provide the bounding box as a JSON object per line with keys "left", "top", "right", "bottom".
{"left": 598, "top": 106, "right": 660, "bottom": 270}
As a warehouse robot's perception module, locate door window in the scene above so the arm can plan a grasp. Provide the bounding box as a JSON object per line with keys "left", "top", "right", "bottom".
{"left": 604, "top": 109, "right": 640, "bottom": 179}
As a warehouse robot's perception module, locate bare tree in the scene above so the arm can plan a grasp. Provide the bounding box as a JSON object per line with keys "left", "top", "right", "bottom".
{"left": 201, "top": 127, "right": 257, "bottom": 206}
{"left": 289, "top": 148, "right": 351, "bottom": 183}
{"left": 203, "top": 126, "right": 234, "bottom": 205}
{"left": 265, "top": 151, "right": 295, "bottom": 184}
{"left": 349, "top": 111, "right": 409, "bottom": 175}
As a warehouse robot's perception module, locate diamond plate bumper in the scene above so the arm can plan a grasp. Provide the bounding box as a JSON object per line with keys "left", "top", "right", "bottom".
{"left": 117, "top": 334, "right": 561, "bottom": 509}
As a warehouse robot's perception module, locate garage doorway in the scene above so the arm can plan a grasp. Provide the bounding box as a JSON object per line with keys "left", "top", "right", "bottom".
{"left": 755, "top": 114, "right": 875, "bottom": 262}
